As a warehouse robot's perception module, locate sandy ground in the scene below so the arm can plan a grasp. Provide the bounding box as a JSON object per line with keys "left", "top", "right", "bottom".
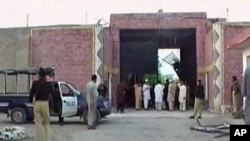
{"left": 0, "top": 109, "right": 244, "bottom": 141}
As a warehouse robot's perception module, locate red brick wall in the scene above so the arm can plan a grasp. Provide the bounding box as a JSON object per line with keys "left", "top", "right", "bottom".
{"left": 205, "top": 27, "right": 215, "bottom": 110}
{"left": 31, "top": 28, "right": 93, "bottom": 92}
{"left": 223, "top": 25, "right": 248, "bottom": 105}
{"left": 103, "top": 28, "right": 113, "bottom": 79}
{"left": 205, "top": 26, "right": 214, "bottom": 67}
{"left": 110, "top": 13, "right": 207, "bottom": 84}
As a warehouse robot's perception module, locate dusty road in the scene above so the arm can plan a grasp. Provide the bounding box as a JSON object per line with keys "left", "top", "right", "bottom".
{"left": 0, "top": 110, "right": 244, "bottom": 141}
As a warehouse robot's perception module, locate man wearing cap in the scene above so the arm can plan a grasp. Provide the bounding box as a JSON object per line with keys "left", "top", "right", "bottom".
{"left": 143, "top": 79, "right": 151, "bottom": 110}
{"left": 189, "top": 80, "right": 204, "bottom": 119}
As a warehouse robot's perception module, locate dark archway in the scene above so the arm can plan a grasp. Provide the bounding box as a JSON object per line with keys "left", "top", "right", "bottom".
{"left": 120, "top": 29, "right": 197, "bottom": 107}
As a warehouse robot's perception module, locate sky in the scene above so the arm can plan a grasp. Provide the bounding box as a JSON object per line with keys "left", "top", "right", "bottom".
{"left": 0, "top": 0, "right": 250, "bottom": 28}
{"left": 158, "top": 49, "right": 180, "bottom": 80}
{"left": 1, "top": 0, "right": 248, "bottom": 79}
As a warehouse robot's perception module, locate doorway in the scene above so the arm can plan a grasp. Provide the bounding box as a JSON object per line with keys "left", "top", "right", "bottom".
{"left": 119, "top": 29, "right": 197, "bottom": 107}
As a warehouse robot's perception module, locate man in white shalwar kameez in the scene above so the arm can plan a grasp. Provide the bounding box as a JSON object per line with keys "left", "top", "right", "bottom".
{"left": 178, "top": 81, "right": 187, "bottom": 111}
{"left": 154, "top": 81, "right": 164, "bottom": 111}
{"left": 143, "top": 79, "right": 151, "bottom": 110}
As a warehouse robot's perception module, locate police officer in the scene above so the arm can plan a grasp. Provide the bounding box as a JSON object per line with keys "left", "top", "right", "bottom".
{"left": 29, "top": 68, "right": 52, "bottom": 141}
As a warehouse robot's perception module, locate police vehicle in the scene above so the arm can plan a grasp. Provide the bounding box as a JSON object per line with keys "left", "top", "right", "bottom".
{"left": 0, "top": 67, "right": 111, "bottom": 124}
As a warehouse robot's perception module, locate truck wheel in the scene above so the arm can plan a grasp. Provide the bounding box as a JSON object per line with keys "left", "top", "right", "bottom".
{"left": 83, "top": 110, "right": 101, "bottom": 125}
{"left": 10, "top": 108, "right": 27, "bottom": 124}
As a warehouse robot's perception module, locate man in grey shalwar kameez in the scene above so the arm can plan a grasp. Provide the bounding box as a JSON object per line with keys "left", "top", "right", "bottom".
{"left": 86, "top": 74, "right": 98, "bottom": 129}
{"left": 242, "top": 67, "right": 250, "bottom": 124}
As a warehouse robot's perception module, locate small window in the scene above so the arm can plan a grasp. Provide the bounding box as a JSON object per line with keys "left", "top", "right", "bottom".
{"left": 60, "top": 84, "right": 73, "bottom": 97}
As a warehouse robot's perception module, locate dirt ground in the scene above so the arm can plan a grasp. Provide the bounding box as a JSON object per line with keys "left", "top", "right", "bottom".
{"left": 0, "top": 109, "right": 244, "bottom": 141}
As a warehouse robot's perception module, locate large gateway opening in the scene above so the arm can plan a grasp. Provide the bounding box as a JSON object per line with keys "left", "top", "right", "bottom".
{"left": 120, "top": 29, "right": 197, "bottom": 107}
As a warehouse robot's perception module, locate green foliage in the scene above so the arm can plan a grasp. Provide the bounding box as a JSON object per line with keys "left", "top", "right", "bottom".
{"left": 143, "top": 74, "right": 157, "bottom": 85}
{"left": 143, "top": 60, "right": 176, "bottom": 85}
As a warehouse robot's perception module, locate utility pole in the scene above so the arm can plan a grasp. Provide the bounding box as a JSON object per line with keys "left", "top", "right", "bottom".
{"left": 26, "top": 14, "right": 29, "bottom": 27}
{"left": 85, "top": 12, "right": 87, "bottom": 24}
{"left": 226, "top": 8, "right": 229, "bottom": 22}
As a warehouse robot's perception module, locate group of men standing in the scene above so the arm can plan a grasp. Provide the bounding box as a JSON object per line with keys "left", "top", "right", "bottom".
{"left": 139, "top": 79, "right": 190, "bottom": 112}
{"left": 115, "top": 78, "right": 197, "bottom": 112}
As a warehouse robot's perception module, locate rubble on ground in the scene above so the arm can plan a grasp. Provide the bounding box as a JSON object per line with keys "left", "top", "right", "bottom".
{"left": 0, "top": 126, "right": 26, "bottom": 140}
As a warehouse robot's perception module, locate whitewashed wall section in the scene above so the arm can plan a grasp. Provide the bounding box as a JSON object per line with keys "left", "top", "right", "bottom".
{"left": 93, "top": 25, "right": 104, "bottom": 85}
{"left": 212, "top": 23, "right": 224, "bottom": 112}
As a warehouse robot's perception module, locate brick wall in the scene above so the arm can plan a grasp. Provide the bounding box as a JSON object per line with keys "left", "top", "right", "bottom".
{"left": 31, "top": 28, "right": 93, "bottom": 92}
{"left": 110, "top": 13, "right": 207, "bottom": 85}
{"left": 205, "top": 26, "right": 215, "bottom": 110}
{"left": 223, "top": 25, "right": 248, "bottom": 105}
{"left": 103, "top": 28, "right": 113, "bottom": 80}
{"left": 0, "top": 28, "right": 30, "bottom": 94}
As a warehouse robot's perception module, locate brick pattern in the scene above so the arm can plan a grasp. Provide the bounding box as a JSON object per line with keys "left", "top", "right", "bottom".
{"left": 31, "top": 28, "right": 93, "bottom": 92}
{"left": 110, "top": 13, "right": 207, "bottom": 85}
{"left": 223, "top": 25, "right": 249, "bottom": 105}
{"left": 205, "top": 27, "right": 215, "bottom": 110}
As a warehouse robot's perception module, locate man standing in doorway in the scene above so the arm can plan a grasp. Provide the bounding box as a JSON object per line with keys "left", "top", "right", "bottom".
{"left": 168, "top": 80, "right": 176, "bottom": 111}
{"left": 178, "top": 81, "right": 187, "bottom": 111}
{"left": 143, "top": 79, "right": 151, "bottom": 110}
{"left": 86, "top": 74, "right": 98, "bottom": 129}
{"left": 242, "top": 67, "right": 250, "bottom": 124}
{"left": 189, "top": 80, "right": 204, "bottom": 119}
{"left": 154, "top": 81, "right": 164, "bottom": 111}
{"left": 134, "top": 82, "right": 142, "bottom": 110}
{"left": 163, "top": 79, "right": 170, "bottom": 110}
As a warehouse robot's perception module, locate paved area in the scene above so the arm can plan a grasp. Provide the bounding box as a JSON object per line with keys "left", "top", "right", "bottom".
{"left": 0, "top": 109, "right": 244, "bottom": 141}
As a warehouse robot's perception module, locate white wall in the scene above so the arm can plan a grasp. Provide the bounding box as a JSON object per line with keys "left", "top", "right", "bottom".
{"left": 242, "top": 47, "right": 250, "bottom": 72}
{"left": 242, "top": 46, "right": 250, "bottom": 110}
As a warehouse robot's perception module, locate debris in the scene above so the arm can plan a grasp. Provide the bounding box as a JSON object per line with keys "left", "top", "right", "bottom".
{"left": 190, "top": 119, "right": 230, "bottom": 138}
{"left": 0, "top": 126, "right": 26, "bottom": 140}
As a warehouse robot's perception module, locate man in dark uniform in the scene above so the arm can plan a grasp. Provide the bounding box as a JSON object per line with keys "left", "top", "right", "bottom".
{"left": 189, "top": 80, "right": 205, "bottom": 119}
{"left": 29, "top": 67, "right": 52, "bottom": 141}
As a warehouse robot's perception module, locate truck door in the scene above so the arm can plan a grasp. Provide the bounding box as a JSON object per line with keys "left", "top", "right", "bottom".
{"left": 59, "top": 82, "right": 78, "bottom": 117}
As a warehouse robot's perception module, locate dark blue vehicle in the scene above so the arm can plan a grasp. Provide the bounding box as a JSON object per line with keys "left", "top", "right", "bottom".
{"left": 0, "top": 68, "right": 111, "bottom": 124}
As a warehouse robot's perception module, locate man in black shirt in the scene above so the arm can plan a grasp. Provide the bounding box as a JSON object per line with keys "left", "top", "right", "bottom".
{"left": 189, "top": 80, "right": 204, "bottom": 119}
{"left": 29, "top": 68, "right": 52, "bottom": 141}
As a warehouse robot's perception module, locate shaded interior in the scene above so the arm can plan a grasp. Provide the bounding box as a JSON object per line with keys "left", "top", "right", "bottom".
{"left": 119, "top": 29, "right": 197, "bottom": 107}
